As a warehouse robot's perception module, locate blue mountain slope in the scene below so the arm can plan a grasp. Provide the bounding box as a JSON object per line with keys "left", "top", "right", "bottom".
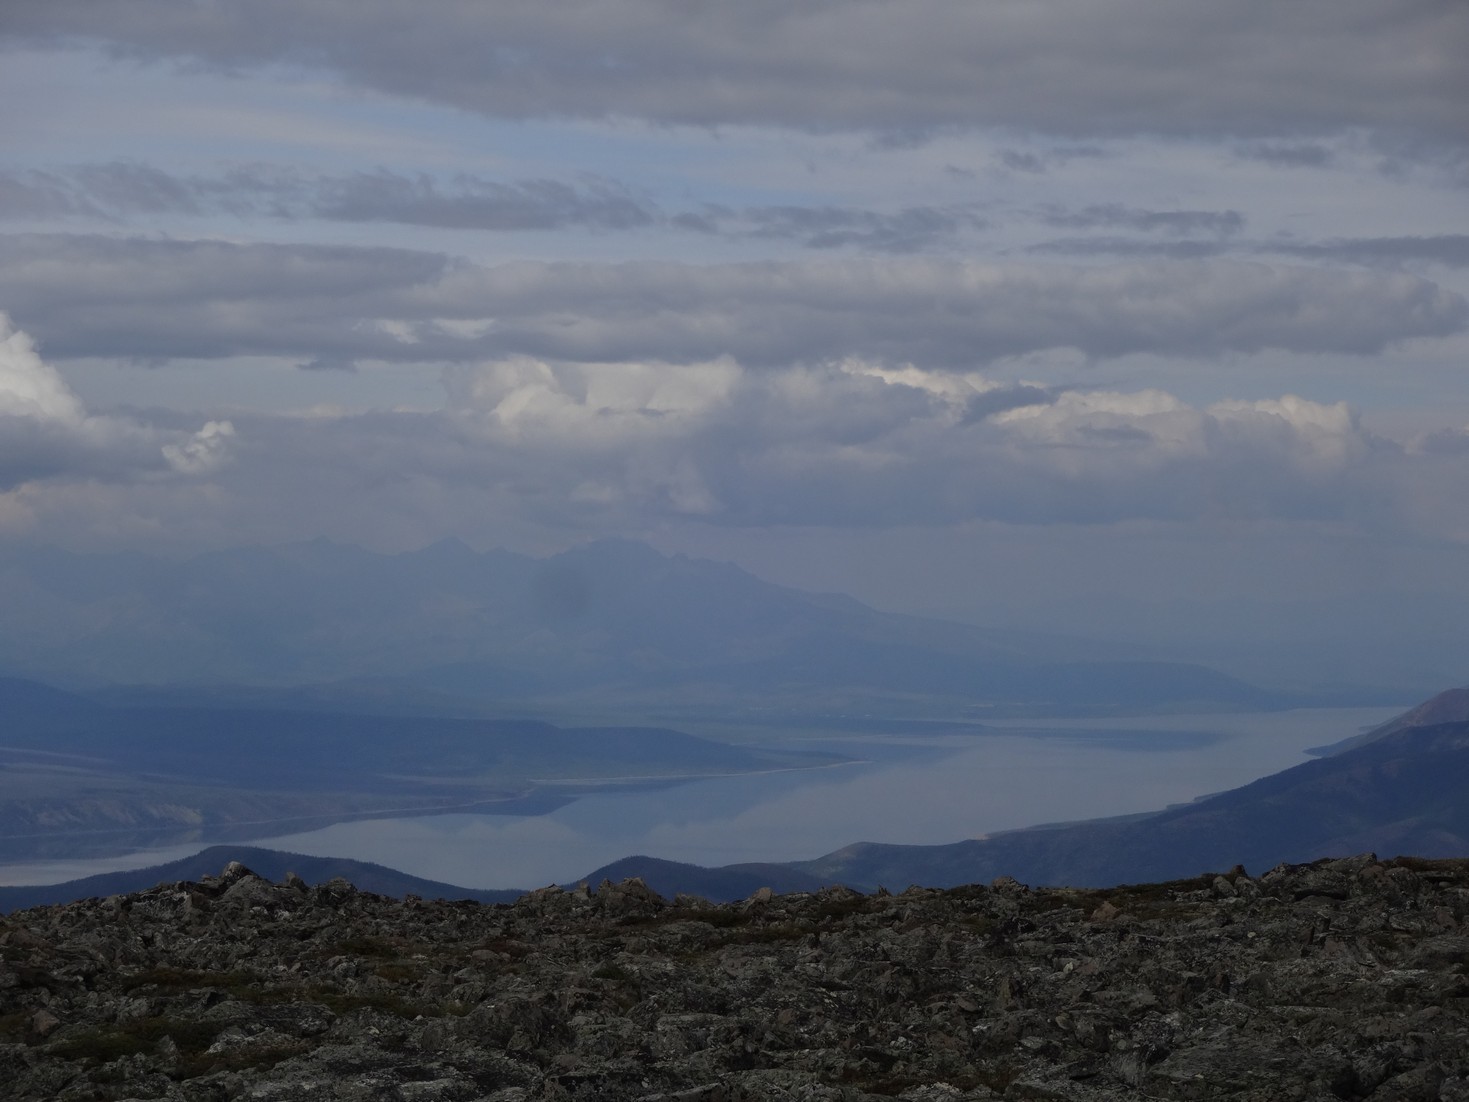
{"left": 789, "top": 717, "right": 1469, "bottom": 890}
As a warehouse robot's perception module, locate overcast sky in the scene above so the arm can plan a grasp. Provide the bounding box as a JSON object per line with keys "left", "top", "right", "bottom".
{"left": 1, "top": 1, "right": 1467, "bottom": 681}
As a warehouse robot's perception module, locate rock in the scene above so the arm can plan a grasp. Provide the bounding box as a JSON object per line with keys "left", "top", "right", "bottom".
{"left": 0, "top": 859, "right": 1466, "bottom": 1100}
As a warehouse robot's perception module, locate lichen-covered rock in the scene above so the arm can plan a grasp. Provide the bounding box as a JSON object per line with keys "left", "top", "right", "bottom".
{"left": 0, "top": 856, "right": 1466, "bottom": 1099}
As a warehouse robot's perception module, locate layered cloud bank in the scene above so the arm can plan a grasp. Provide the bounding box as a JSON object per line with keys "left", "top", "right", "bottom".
{"left": 440, "top": 357, "right": 1392, "bottom": 528}
{"left": 8, "top": 0, "right": 1466, "bottom": 145}
{"left": 4, "top": 310, "right": 1466, "bottom": 551}
{"left": 0, "top": 237, "right": 1461, "bottom": 368}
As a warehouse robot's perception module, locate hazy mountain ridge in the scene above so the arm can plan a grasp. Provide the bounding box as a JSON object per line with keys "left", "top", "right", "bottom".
{"left": 0, "top": 538, "right": 1290, "bottom": 716}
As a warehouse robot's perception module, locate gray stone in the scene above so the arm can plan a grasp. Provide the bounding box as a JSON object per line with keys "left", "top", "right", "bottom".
{"left": 0, "top": 858, "right": 1466, "bottom": 1101}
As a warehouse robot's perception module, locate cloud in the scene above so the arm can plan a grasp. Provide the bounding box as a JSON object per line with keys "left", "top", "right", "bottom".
{"left": 1031, "top": 234, "right": 1469, "bottom": 270}
{"left": 996, "top": 147, "right": 1108, "bottom": 175}
{"left": 696, "top": 204, "right": 987, "bottom": 252}
{"left": 1038, "top": 205, "right": 1245, "bottom": 236}
{"left": 1028, "top": 239, "right": 1232, "bottom": 260}
{"left": 1269, "top": 235, "right": 1469, "bottom": 269}
{"left": 311, "top": 171, "right": 654, "bottom": 231}
{"left": 2, "top": 235, "right": 1461, "bottom": 369}
{"left": 0, "top": 314, "right": 233, "bottom": 490}
{"left": 0, "top": 170, "right": 104, "bottom": 220}
{"left": 7, "top": 1, "right": 1465, "bottom": 147}
{"left": 70, "top": 161, "right": 204, "bottom": 215}
{"left": 7, "top": 341, "right": 1467, "bottom": 549}
{"left": 0, "top": 165, "right": 974, "bottom": 252}
{"left": 1235, "top": 142, "right": 1338, "bottom": 169}
{"left": 0, "top": 317, "right": 85, "bottom": 424}
{"left": 66, "top": 359, "right": 1410, "bottom": 538}
{"left": 0, "top": 164, "right": 657, "bottom": 232}
{"left": 297, "top": 356, "right": 358, "bottom": 373}
{"left": 0, "top": 235, "right": 452, "bottom": 362}
{"left": 162, "top": 420, "right": 236, "bottom": 474}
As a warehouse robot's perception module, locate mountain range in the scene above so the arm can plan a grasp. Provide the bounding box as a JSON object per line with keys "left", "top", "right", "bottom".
{"left": 0, "top": 538, "right": 1319, "bottom": 719}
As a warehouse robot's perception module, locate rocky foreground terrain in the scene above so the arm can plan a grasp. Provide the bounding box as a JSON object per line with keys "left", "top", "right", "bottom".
{"left": 1, "top": 856, "right": 1467, "bottom": 1101}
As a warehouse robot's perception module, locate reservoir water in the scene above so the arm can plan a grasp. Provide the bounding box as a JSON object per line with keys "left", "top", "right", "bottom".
{"left": 0, "top": 707, "right": 1402, "bottom": 889}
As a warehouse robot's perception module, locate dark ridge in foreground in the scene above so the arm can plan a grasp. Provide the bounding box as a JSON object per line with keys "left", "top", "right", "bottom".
{"left": 2, "top": 855, "right": 1466, "bottom": 1100}
{"left": 0, "top": 846, "right": 523, "bottom": 914}
{"left": 573, "top": 854, "right": 833, "bottom": 901}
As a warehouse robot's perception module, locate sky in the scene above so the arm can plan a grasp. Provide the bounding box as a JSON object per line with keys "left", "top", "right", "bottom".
{"left": 1, "top": 1, "right": 1467, "bottom": 684}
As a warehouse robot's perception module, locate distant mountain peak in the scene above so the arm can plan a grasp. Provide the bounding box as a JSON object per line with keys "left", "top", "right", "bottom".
{"left": 0, "top": 536, "right": 1280, "bottom": 713}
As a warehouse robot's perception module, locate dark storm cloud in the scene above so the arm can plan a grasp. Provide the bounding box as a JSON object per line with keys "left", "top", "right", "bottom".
{"left": 1038, "top": 205, "right": 1245, "bottom": 236}
{"left": 1, "top": 235, "right": 1462, "bottom": 367}
{"left": 7, "top": 0, "right": 1466, "bottom": 145}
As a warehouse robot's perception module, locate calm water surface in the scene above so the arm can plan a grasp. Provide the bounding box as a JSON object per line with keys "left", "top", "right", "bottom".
{"left": 0, "top": 707, "right": 1401, "bottom": 888}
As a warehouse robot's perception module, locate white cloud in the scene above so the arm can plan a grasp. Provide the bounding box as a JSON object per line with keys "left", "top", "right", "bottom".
{"left": 334, "top": 358, "right": 1401, "bottom": 531}
{"left": 0, "top": 313, "right": 236, "bottom": 489}
{"left": 454, "top": 356, "right": 739, "bottom": 442}
{"left": 1207, "top": 396, "right": 1364, "bottom": 471}
{"left": 162, "top": 420, "right": 237, "bottom": 474}
{"left": 0, "top": 315, "right": 84, "bottom": 423}
{"left": 8, "top": 349, "right": 1469, "bottom": 572}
